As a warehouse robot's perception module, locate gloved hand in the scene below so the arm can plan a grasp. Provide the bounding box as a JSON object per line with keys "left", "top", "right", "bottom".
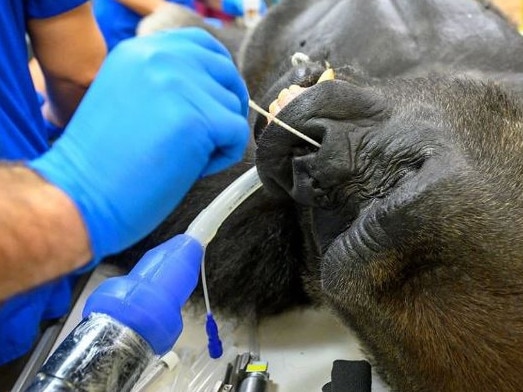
{"left": 221, "top": 0, "right": 267, "bottom": 17}
{"left": 29, "top": 28, "right": 249, "bottom": 263}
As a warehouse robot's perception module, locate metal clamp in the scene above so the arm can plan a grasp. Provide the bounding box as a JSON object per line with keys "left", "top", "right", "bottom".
{"left": 213, "top": 352, "right": 270, "bottom": 392}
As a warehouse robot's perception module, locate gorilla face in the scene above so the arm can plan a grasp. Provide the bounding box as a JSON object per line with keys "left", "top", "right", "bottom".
{"left": 254, "top": 67, "right": 523, "bottom": 390}
{"left": 134, "top": 0, "right": 523, "bottom": 389}
{"left": 256, "top": 68, "right": 463, "bottom": 296}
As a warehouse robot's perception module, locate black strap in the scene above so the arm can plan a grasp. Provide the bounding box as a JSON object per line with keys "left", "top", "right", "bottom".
{"left": 322, "top": 360, "right": 372, "bottom": 392}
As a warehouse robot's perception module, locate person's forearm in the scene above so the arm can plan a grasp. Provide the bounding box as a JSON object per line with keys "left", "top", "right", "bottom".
{"left": 0, "top": 164, "right": 91, "bottom": 300}
{"left": 42, "top": 74, "right": 96, "bottom": 128}
{"left": 117, "top": 0, "right": 166, "bottom": 15}
{"left": 205, "top": 0, "right": 223, "bottom": 11}
{"left": 27, "top": 3, "right": 106, "bottom": 127}
{"left": 29, "top": 57, "right": 46, "bottom": 96}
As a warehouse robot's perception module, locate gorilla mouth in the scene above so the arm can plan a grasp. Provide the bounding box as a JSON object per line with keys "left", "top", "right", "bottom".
{"left": 253, "top": 65, "right": 335, "bottom": 141}
{"left": 267, "top": 68, "right": 335, "bottom": 119}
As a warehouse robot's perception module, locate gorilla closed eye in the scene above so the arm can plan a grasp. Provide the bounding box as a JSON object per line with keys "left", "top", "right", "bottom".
{"left": 365, "top": 155, "right": 426, "bottom": 199}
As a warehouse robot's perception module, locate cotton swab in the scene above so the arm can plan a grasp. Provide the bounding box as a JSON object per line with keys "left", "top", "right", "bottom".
{"left": 248, "top": 100, "right": 321, "bottom": 148}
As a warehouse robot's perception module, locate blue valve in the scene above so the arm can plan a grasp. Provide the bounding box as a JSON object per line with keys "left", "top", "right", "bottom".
{"left": 206, "top": 313, "right": 223, "bottom": 358}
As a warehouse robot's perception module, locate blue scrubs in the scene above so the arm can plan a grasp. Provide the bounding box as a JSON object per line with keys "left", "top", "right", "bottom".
{"left": 0, "top": 0, "right": 87, "bottom": 365}
{"left": 93, "top": 0, "right": 196, "bottom": 51}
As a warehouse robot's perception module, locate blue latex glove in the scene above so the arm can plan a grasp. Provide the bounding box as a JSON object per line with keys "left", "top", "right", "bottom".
{"left": 29, "top": 28, "right": 249, "bottom": 263}
{"left": 222, "top": 0, "right": 267, "bottom": 17}
{"left": 83, "top": 234, "right": 202, "bottom": 354}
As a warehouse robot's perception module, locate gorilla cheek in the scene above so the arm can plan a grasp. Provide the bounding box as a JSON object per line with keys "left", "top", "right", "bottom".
{"left": 319, "top": 207, "right": 393, "bottom": 298}
{"left": 321, "top": 242, "right": 351, "bottom": 296}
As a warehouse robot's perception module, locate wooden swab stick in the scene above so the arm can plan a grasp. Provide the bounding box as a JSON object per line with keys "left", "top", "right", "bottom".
{"left": 248, "top": 100, "right": 321, "bottom": 148}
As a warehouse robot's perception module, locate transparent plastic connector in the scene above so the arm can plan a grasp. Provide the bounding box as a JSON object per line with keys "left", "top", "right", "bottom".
{"left": 185, "top": 167, "right": 262, "bottom": 247}
{"left": 170, "top": 322, "right": 239, "bottom": 392}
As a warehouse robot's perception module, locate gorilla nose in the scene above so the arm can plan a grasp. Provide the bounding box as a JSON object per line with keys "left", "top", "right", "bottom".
{"left": 255, "top": 112, "right": 350, "bottom": 206}
{"left": 290, "top": 154, "right": 330, "bottom": 207}
{"left": 255, "top": 74, "right": 389, "bottom": 204}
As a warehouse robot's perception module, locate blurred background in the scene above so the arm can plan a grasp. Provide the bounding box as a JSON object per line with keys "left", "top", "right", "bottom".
{"left": 492, "top": 0, "right": 522, "bottom": 27}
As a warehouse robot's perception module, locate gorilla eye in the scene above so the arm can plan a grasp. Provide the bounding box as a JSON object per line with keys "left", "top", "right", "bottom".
{"left": 387, "top": 168, "right": 410, "bottom": 187}
{"left": 371, "top": 155, "right": 426, "bottom": 198}
{"left": 373, "top": 169, "right": 409, "bottom": 198}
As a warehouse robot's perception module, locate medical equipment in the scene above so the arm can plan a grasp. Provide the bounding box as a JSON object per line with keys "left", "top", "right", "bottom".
{"left": 24, "top": 234, "right": 202, "bottom": 392}
{"left": 25, "top": 313, "right": 154, "bottom": 391}
{"left": 24, "top": 166, "right": 263, "bottom": 392}
{"left": 23, "top": 99, "right": 313, "bottom": 391}
{"left": 237, "top": 361, "right": 270, "bottom": 392}
{"left": 212, "top": 352, "right": 269, "bottom": 392}
{"left": 131, "top": 351, "right": 180, "bottom": 392}
{"left": 248, "top": 100, "right": 321, "bottom": 148}
{"left": 132, "top": 322, "right": 239, "bottom": 392}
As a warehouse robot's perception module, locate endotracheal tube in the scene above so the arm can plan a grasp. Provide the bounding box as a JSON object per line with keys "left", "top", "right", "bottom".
{"left": 185, "top": 166, "right": 263, "bottom": 358}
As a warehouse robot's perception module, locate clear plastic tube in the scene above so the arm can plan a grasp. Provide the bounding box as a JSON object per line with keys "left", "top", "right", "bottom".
{"left": 185, "top": 166, "right": 262, "bottom": 247}
{"left": 185, "top": 166, "right": 262, "bottom": 359}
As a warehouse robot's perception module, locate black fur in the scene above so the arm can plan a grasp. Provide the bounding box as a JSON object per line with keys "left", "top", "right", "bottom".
{"left": 114, "top": 1, "right": 523, "bottom": 390}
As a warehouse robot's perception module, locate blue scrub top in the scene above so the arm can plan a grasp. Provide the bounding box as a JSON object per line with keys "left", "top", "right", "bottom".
{"left": 0, "top": 0, "right": 87, "bottom": 366}
{"left": 93, "top": 0, "right": 195, "bottom": 51}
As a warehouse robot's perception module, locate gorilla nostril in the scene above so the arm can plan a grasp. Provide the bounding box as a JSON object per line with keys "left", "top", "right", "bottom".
{"left": 292, "top": 145, "right": 315, "bottom": 157}
{"left": 289, "top": 155, "right": 330, "bottom": 207}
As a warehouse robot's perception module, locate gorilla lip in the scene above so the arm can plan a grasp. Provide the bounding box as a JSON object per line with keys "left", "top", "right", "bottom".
{"left": 252, "top": 68, "right": 336, "bottom": 147}
{"left": 268, "top": 68, "right": 336, "bottom": 119}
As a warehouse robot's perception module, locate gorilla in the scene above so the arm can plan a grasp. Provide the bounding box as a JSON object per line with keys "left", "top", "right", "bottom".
{"left": 116, "top": 0, "right": 523, "bottom": 391}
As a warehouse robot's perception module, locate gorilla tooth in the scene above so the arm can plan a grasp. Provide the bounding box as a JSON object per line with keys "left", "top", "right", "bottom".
{"left": 317, "top": 68, "right": 335, "bottom": 83}
{"left": 269, "top": 85, "right": 306, "bottom": 119}
{"left": 289, "top": 84, "right": 303, "bottom": 93}
{"left": 278, "top": 87, "right": 291, "bottom": 101}
{"left": 268, "top": 69, "right": 335, "bottom": 120}
{"left": 269, "top": 100, "right": 282, "bottom": 117}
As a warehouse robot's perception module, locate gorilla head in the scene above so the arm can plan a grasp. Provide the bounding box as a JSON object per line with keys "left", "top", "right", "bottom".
{"left": 253, "top": 64, "right": 523, "bottom": 391}
{"left": 126, "top": 0, "right": 523, "bottom": 390}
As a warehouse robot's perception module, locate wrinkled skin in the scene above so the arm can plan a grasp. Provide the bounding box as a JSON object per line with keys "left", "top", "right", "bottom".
{"left": 115, "top": 0, "right": 523, "bottom": 391}
{"left": 256, "top": 73, "right": 523, "bottom": 391}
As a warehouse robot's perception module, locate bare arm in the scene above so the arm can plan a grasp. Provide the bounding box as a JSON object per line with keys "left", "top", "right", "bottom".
{"left": 116, "top": 0, "right": 166, "bottom": 15}
{"left": 27, "top": 3, "right": 106, "bottom": 128}
{"left": 204, "top": 0, "right": 223, "bottom": 11}
{"left": 0, "top": 164, "right": 91, "bottom": 301}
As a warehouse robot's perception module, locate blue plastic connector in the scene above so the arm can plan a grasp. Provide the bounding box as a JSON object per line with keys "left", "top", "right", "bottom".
{"left": 83, "top": 234, "right": 203, "bottom": 355}
{"left": 206, "top": 313, "right": 223, "bottom": 358}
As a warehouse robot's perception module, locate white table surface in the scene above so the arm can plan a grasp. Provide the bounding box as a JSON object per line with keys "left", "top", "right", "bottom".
{"left": 142, "top": 306, "right": 390, "bottom": 392}
{"left": 48, "top": 264, "right": 389, "bottom": 392}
